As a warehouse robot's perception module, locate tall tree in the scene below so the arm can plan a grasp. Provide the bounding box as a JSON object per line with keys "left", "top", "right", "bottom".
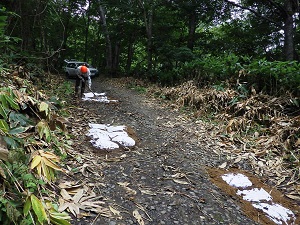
{"left": 97, "top": 2, "right": 112, "bottom": 75}
{"left": 83, "top": 0, "right": 92, "bottom": 62}
{"left": 138, "top": 0, "right": 154, "bottom": 74}
{"left": 225, "top": 0, "right": 300, "bottom": 61}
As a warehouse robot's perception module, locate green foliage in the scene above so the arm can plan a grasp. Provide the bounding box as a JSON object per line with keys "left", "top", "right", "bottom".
{"left": 55, "top": 81, "right": 73, "bottom": 96}
{"left": 0, "top": 8, "right": 7, "bottom": 37}
{"left": 157, "top": 68, "right": 183, "bottom": 86}
{"left": 163, "top": 53, "right": 300, "bottom": 96}
{"left": 0, "top": 82, "right": 71, "bottom": 225}
{"left": 127, "top": 83, "right": 147, "bottom": 93}
{"left": 242, "top": 59, "right": 300, "bottom": 95}
{"left": 0, "top": 196, "right": 23, "bottom": 225}
{"left": 22, "top": 173, "right": 44, "bottom": 193}
{"left": 0, "top": 87, "right": 33, "bottom": 148}
{"left": 0, "top": 6, "right": 21, "bottom": 71}
{"left": 181, "top": 53, "right": 242, "bottom": 87}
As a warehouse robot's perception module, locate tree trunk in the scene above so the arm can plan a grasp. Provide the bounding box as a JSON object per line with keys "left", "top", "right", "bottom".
{"left": 112, "top": 42, "right": 121, "bottom": 77}
{"left": 98, "top": 3, "right": 112, "bottom": 75}
{"left": 225, "top": 0, "right": 298, "bottom": 61}
{"left": 19, "top": 2, "right": 32, "bottom": 51}
{"left": 146, "top": 8, "right": 153, "bottom": 73}
{"left": 126, "top": 36, "right": 134, "bottom": 74}
{"left": 187, "top": 11, "right": 197, "bottom": 50}
{"left": 283, "top": 0, "right": 297, "bottom": 60}
{"left": 139, "top": 0, "right": 154, "bottom": 74}
{"left": 84, "top": 0, "right": 91, "bottom": 62}
{"left": 61, "top": 10, "right": 71, "bottom": 64}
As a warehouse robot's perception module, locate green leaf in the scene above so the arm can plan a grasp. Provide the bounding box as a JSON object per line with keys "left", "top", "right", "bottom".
{"left": 23, "top": 197, "right": 31, "bottom": 216}
{"left": 0, "top": 119, "right": 9, "bottom": 133}
{"left": 30, "top": 195, "right": 48, "bottom": 224}
{"left": 6, "top": 202, "right": 21, "bottom": 224}
{"left": 4, "top": 95, "right": 19, "bottom": 110}
{"left": 0, "top": 95, "right": 9, "bottom": 109}
{"left": 0, "top": 16, "right": 7, "bottom": 22}
{"left": 9, "top": 112, "right": 34, "bottom": 127}
{"left": 50, "top": 217, "right": 71, "bottom": 225}
{"left": 3, "top": 136, "right": 22, "bottom": 149}
{"left": 9, "top": 126, "right": 31, "bottom": 135}
{"left": 0, "top": 104, "right": 9, "bottom": 120}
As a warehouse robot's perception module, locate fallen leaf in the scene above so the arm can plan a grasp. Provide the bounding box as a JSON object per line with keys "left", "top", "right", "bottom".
{"left": 276, "top": 176, "right": 286, "bottom": 186}
{"left": 140, "top": 189, "right": 156, "bottom": 196}
{"left": 219, "top": 162, "right": 227, "bottom": 169}
{"left": 73, "top": 189, "right": 84, "bottom": 203}
{"left": 285, "top": 194, "right": 300, "bottom": 201}
{"left": 171, "top": 173, "right": 186, "bottom": 179}
{"left": 117, "top": 182, "right": 130, "bottom": 187}
{"left": 118, "top": 182, "right": 137, "bottom": 195}
{"left": 133, "top": 209, "right": 144, "bottom": 225}
{"left": 233, "top": 156, "right": 242, "bottom": 164}
{"left": 173, "top": 179, "right": 189, "bottom": 185}
{"left": 109, "top": 206, "right": 122, "bottom": 218}
{"left": 0, "top": 136, "right": 8, "bottom": 161}
{"left": 0, "top": 167, "right": 6, "bottom": 179}
{"left": 60, "top": 189, "right": 73, "bottom": 200}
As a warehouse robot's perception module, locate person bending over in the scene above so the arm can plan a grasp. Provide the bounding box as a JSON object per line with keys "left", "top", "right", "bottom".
{"left": 75, "top": 63, "right": 91, "bottom": 98}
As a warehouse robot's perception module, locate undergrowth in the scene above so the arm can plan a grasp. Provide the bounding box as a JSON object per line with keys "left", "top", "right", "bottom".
{"left": 0, "top": 66, "right": 72, "bottom": 224}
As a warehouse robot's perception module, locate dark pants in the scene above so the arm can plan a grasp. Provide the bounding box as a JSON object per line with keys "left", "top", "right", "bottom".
{"left": 75, "top": 77, "right": 87, "bottom": 98}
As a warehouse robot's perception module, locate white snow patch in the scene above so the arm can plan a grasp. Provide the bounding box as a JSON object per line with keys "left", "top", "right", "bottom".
{"left": 237, "top": 188, "right": 272, "bottom": 202}
{"left": 221, "top": 173, "right": 296, "bottom": 225}
{"left": 91, "top": 139, "right": 119, "bottom": 149}
{"left": 106, "top": 125, "right": 126, "bottom": 132}
{"left": 82, "top": 92, "right": 118, "bottom": 103}
{"left": 87, "top": 123, "right": 135, "bottom": 150}
{"left": 222, "top": 173, "right": 252, "bottom": 188}
{"left": 112, "top": 135, "right": 136, "bottom": 147}
{"left": 252, "top": 203, "right": 295, "bottom": 225}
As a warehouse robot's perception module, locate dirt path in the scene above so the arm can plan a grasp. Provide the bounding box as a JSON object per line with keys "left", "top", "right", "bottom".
{"left": 64, "top": 77, "right": 296, "bottom": 225}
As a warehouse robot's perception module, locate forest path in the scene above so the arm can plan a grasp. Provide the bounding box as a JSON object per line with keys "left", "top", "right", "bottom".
{"left": 65, "top": 76, "right": 286, "bottom": 225}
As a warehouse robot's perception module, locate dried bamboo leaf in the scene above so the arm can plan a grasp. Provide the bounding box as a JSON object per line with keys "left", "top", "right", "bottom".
{"left": 72, "top": 189, "right": 84, "bottom": 203}
{"left": 133, "top": 209, "right": 144, "bottom": 225}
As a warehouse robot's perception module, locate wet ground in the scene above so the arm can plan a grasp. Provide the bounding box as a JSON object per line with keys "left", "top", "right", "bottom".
{"left": 63, "top": 76, "right": 299, "bottom": 225}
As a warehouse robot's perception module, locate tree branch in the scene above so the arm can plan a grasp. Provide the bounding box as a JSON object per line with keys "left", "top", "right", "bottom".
{"left": 224, "top": 0, "right": 283, "bottom": 27}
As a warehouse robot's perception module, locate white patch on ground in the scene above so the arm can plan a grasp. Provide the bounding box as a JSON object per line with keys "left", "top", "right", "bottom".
{"left": 82, "top": 92, "right": 118, "bottom": 103}
{"left": 237, "top": 188, "right": 272, "bottom": 202}
{"left": 222, "top": 173, "right": 296, "bottom": 225}
{"left": 222, "top": 173, "right": 253, "bottom": 188}
{"left": 252, "top": 203, "right": 295, "bottom": 225}
{"left": 87, "top": 123, "right": 135, "bottom": 150}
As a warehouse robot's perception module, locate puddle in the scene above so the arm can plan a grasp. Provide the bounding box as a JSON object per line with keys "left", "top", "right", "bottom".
{"left": 87, "top": 123, "right": 136, "bottom": 150}
{"left": 82, "top": 92, "right": 118, "bottom": 103}
{"left": 207, "top": 168, "right": 299, "bottom": 225}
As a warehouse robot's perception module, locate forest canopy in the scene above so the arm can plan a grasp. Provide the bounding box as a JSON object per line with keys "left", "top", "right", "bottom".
{"left": 1, "top": 0, "right": 300, "bottom": 95}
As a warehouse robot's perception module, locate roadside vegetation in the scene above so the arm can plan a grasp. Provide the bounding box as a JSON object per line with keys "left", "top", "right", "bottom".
{"left": 0, "top": 1, "right": 300, "bottom": 224}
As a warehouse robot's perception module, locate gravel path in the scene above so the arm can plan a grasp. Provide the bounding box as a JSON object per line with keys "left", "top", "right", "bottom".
{"left": 68, "top": 77, "right": 259, "bottom": 225}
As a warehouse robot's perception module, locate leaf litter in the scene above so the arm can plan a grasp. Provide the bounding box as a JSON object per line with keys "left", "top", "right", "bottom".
{"left": 101, "top": 77, "right": 300, "bottom": 224}
{"left": 34, "top": 75, "right": 300, "bottom": 224}
{"left": 58, "top": 182, "right": 111, "bottom": 218}
{"left": 145, "top": 79, "right": 300, "bottom": 200}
